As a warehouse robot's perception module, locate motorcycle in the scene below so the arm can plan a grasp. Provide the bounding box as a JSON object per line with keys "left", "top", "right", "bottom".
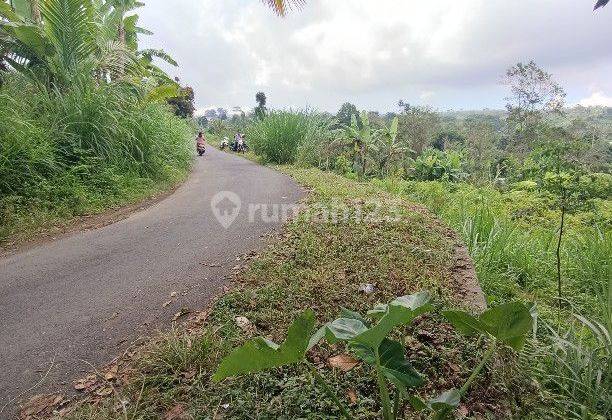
{"left": 197, "top": 143, "right": 206, "bottom": 156}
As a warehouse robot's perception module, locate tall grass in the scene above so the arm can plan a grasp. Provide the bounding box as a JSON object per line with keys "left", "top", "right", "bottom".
{"left": 0, "top": 74, "right": 193, "bottom": 242}
{"left": 371, "top": 178, "right": 611, "bottom": 418}
{"left": 246, "top": 110, "right": 333, "bottom": 165}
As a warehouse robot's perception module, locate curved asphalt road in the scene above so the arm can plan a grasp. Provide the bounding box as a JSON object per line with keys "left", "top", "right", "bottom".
{"left": 0, "top": 147, "right": 303, "bottom": 412}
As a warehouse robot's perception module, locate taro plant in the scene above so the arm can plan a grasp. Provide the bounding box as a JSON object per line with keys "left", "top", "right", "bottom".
{"left": 410, "top": 301, "right": 537, "bottom": 419}
{"left": 213, "top": 292, "right": 535, "bottom": 419}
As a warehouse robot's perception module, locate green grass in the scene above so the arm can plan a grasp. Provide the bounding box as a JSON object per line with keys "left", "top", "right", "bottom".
{"left": 0, "top": 75, "right": 194, "bottom": 245}
{"left": 65, "top": 168, "right": 540, "bottom": 419}
{"left": 368, "top": 177, "right": 611, "bottom": 418}
{"left": 246, "top": 110, "right": 333, "bottom": 165}
{"left": 369, "top": 179, "right": 611, "bottom": 320}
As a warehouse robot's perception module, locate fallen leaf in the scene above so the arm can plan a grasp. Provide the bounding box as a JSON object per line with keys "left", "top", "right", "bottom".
{"left": 235, "top": 316, "right": 252, "bottom": 332}
{"left": 96, "top": 387, "right": 113, "bottom": 397}
{"left": 104, "top": 365, "right": 118, "bottom": 381}
{"left": 170, "top": 291, "right": 177, "bottom": 298}
{"left": 20, "top": 394, "right": 64, "bottom": 417}
{"left": 162, "top": 300, "right": 172, "bottom": 308}
{"left": 73, "top": 374, "right": 97, "bottom": 391}
{"left": 172, "top": 307, "right": 190, "bottom": 321}
{"left": 164, "top": 404, "right": 187, "bottom": 420}
{"left": 182, "top": 369, "right": 196, "bottom": 380}
{"left": 328, "top": 354, "right": 360, "bottom": 372}
{"left": 346, "top": 389, "right": 358, "bottom": 404}
{"left": 458, "top": 404, "right": 469, "bottom": 418}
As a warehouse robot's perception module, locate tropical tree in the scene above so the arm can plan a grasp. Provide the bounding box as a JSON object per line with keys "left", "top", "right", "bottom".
{"left": 336, "top": 102, "right": 359, "bottom": 128}
{"left": 343, "top": 111, "right": 379, "bottom": 178}
{"left": 1, "top": 0, "right": 177, "bottom": 91}
{"left": 262, "top": 0, "right": 305, "bottom": 16}
{"left": 263, "top": 0, "right": 608, "bottom": 15}
{"left": 372, "top": 116, "right": 404, "bottom": 177}
{"left": 504, "top": 61, "right": 566, "bottom": 154}
{"left": 255, "top": 91, "right": 266, "bottom": 119}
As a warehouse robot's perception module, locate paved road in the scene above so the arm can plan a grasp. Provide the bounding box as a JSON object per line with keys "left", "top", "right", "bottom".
{"left": 0, "top": 147, "right": 303, "bottom": 413}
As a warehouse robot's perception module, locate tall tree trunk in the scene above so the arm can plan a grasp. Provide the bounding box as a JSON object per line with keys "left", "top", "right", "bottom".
{"left": 556, "top": 192, "right": 566, "bottom": 306}
{"left": 117, "top": 18, "right": 126, "bottom": 76}
{"left": 30, "top": 0, "right": 41, "bottom": 24}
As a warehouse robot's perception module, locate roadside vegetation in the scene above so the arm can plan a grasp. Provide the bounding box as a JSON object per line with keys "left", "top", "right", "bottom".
{"left": 204, "top": 61, "right": 611, "bottom": 418}
{"left": 65, "top": 168, "right": 541, "bottom": 419}
{"left": 0, "top": 0, "right": 194, "bottom": 245}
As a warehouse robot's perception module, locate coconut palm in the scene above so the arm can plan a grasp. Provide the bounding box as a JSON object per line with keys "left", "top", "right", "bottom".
{"left": 262, "top": 0, "right": 305, "bottom": 16}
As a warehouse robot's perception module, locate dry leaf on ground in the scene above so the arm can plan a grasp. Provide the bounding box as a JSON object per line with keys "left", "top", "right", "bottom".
{"left": 328, "top": 354, "right": 360, "bottom": 372}
{"left": 20, "top": 394, "right": 64, "bottom": 418}
{"left": 73, "top": 374, "right": 97, "bottom": 391}
{"left": 346, "top": 389, "right": 358, "bottom": 404}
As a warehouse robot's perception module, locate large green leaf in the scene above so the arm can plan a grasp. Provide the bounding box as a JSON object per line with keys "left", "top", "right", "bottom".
{"left": 353, "top": 292, "right": 431, "bottom": 349}
{"left": 144, "top": 82, "right": 180, "bottom": 102}
{"left": 0, "top": 1, "right": 21, "bottom": 21}
{"left": 326, "top": 317, "right": 368, "bottom": 343}
{"left": 11, "top": 0, "right": 32, "bottom": 19}
{"left": 441, "top": 310, "right": 487, "bottom": 336}
{"left": 378, "top": 339, "right": 423, "bottom": 392}
{"left": 479, "top": 302, "right": 533, "bottom": 350}
{"left": 444, "top": 302, "right": 534, "bottom": 350}
{"left": 212, "top": 309, "right": 315, "bottom": 381}
{"left": 429, "top": 388, "right": 460, "bottom": 419}
{"left": 340, "top": 307, "right": 370, "bottom": 326}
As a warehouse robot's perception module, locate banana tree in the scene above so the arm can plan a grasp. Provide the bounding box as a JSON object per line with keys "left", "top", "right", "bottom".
{"left": 373, "top": 116, "right": 406, "bottom": 177}
{"left": 343, "top": 111, "right": 379, "bottom": 179}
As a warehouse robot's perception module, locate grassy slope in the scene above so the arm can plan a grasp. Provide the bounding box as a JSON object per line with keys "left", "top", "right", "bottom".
{"left": 67, "top": 167, "right": 537, "bottom": 419}
{"left": 371, "top": 179, "right": 611, "bottom": 321}
{"left": 0, "top": 78, "right": 195, "bottom": 247}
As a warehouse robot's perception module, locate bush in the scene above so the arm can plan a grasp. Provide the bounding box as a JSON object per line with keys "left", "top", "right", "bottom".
{"left": 0, "top": 75, "right": 193, "bottom": 241}
{"left": 410, "top": 149, "right": 467, "bottom": 182}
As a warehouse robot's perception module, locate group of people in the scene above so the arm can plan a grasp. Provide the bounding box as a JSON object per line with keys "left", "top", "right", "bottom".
{"left": 220, "top": 133, "right": 248, "bottom": 152}
{"left": 195, "top": 131, "right": 248, "bottom": 156}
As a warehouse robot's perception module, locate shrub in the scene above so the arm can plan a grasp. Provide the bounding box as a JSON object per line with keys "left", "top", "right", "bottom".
{"left": 410, "top": 149, "right": 467, "bottom": 182}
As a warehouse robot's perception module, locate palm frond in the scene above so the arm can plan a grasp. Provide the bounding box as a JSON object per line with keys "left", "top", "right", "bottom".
{"left": 262, "top": 0, "right": 305, "bottom": 16}
{"left": 39, "top": 0, "right": 97, "bottom": 78}
{"left": 139, "top": 48, "right": 177, "bottom": 66}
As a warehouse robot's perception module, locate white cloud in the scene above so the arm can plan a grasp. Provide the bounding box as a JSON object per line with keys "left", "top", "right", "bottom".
{"left": 578, "top": 91, "right": 612, "bottom": 107}
{"left": 138, "top": 0, "right": 612, "bottom": 112}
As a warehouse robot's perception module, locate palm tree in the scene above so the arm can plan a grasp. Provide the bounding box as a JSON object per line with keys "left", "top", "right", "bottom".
{"left": 0, "top": 0, "right": 142, "bottom": 86}
{"left": 262, "top": 0, "right": 305, "bottom": 16}
{"left": 264, "top": 1, "right": 608, "bottom": 15}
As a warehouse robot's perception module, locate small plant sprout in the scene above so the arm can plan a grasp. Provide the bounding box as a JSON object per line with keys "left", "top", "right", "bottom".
{"left": 213, "top": 293, "right": 536, "bottom": 419}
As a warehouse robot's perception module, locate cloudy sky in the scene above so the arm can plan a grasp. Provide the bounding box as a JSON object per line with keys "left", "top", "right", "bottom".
{"left": 138, "top": 0, "right": 612, "bottom": 114}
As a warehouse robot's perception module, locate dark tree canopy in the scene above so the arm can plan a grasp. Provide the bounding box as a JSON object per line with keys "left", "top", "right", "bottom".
{"left": 255, "top": 91, "right": 267, "bottom": 119}
{"left": 336, "top": 102, "right": 359, "bottom": 127}
{"left": 167, "top": 86, "right": 195, "bottom": 119}
{"left": 255, "top": 91, "right": 267, "bottom": 107}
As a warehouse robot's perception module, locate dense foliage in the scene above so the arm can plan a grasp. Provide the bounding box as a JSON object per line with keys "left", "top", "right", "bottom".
{"left": 0, "top": 0, "right": 194, "bottom": 242}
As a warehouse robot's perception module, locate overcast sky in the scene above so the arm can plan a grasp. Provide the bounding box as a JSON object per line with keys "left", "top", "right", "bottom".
{"left": 138, "top": 0, "right": 612, "bottom": 114}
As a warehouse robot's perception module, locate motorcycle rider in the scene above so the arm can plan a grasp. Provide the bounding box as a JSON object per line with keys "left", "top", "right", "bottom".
{"left": 196, "top": 131, "right": 206, "bottom": 155}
